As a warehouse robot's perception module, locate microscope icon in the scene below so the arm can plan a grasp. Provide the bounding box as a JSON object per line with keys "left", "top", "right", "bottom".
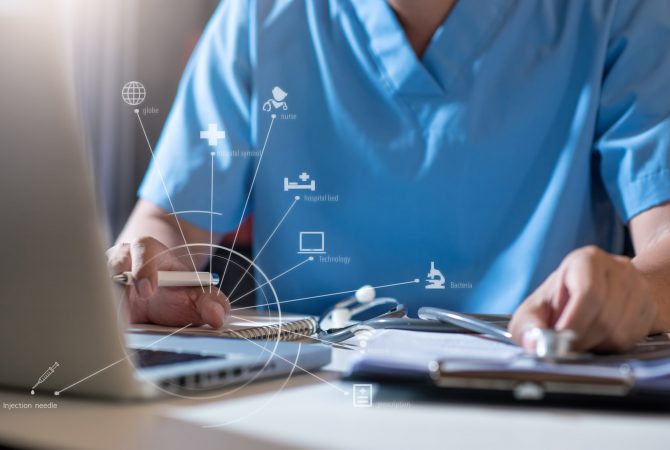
{"left": 425, "top": 261, "right": 446, "bottom": 289}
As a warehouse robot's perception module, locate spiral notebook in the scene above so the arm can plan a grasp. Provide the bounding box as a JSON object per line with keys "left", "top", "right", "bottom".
{"left": 127, "top": 311, "right": 318, "bottom": 342}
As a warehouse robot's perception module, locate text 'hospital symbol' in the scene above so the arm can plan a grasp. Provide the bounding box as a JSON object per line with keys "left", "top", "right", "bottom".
{"left": 200, "top": 123, "right": 226, "bottom": 146}
{"left": 425, "top": 261, "right": 446, "bottom": 289}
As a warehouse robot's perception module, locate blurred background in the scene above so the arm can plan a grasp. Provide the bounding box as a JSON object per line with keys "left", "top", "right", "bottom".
{"left": 61, "top": 0, "right": 257, "bottom": 302}
{"left": 67, "top": 0, "right": 219, "bottom": 237}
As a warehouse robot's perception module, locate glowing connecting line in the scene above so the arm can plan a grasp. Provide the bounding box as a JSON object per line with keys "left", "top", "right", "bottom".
{"left": 31, "top": 361, "right": 59, "bottom": 395}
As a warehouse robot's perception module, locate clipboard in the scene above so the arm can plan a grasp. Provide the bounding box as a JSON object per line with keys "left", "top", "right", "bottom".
{"left": 345, "top": 330, "right": 670, "bottom": 407}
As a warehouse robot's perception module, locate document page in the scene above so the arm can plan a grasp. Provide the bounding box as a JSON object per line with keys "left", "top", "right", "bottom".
{"left": 354, "top": 330, "right": 670, "bottom": 384}
{"left": 361, "top": 330, "right": 522, "bottom": 364}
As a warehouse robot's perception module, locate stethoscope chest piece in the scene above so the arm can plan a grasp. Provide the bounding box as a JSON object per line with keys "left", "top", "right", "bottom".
{"left": 318, "top": 285, "right": 403, "bottom": 335}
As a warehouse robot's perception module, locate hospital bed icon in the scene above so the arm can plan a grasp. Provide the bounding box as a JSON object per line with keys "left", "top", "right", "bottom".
{"left": 284, "top": 172, "right": 316, "bottom": 191}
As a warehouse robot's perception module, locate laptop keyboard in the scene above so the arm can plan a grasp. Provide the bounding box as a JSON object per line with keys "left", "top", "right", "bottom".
{"left": 133, "top": 349, "right": 224, "bottom": 368}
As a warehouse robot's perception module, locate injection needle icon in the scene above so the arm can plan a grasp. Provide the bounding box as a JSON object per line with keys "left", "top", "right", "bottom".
{"left": 31, "top": 362, "right": 59, "bottom": 395}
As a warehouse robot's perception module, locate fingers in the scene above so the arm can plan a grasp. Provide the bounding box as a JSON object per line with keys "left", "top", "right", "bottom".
{"left": 106, "top": 243, "right": 131, "bottom": 275}
{"left": 129, "top": 236, "right": 167, "bottom": 299}
{"left": 514, "top": 246, "right": 655, "bottom": 354}
{"left": 509, "top": 271, "right": 557, "bottom": 352}
{"left": 553, "top": 250, "right": 607, "bottom": 350}
{"left": 141, "top": 287, "right": 230, "bottom": 328}
{"left": 196, "top": 291, "right": 231, "bottom": 329}
{"left": 510, "top": 300, "right": 552, "bottom": 352}
{"left": 108, "top": 237, "right": 231, "bottom": 329}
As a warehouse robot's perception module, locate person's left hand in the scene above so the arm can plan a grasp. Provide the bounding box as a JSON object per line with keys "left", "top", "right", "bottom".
{"left": 106, "top": 237, "right": 230, "bottom": 329}
{"left": 509, "top": 246, "right": 657, "bottom": 353}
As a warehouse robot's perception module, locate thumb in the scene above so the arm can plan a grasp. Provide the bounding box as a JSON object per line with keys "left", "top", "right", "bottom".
{"left": 196, "top": 293, "right": 231, "bottom": 329}
{"left": 509, "top": 272, "right": 561, "bottom": 352}
{"left": 509, "top": 300, "right": 552, "bottom": 352}
{"left": 130, "top": 237, "right": 164, "bottom": 299}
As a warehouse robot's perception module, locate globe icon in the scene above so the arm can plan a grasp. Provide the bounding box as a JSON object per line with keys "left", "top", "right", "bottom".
{"left": 121, "top": 81, "right": 146, "bottom": 106}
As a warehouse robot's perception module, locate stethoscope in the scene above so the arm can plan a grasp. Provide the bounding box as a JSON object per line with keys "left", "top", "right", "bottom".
{"left": 317, "top": 286, "right": 585, "bottom": 360}
{"left": 316, "top": 285, "right": 511, "bottom": 344}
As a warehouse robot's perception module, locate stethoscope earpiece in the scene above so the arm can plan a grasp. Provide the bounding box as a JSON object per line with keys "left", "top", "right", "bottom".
{"left": 354, "top": 285, "right": 376, "bottom": 303}
{"left": 318, "top": 285, "right": 402, "bottom": 333}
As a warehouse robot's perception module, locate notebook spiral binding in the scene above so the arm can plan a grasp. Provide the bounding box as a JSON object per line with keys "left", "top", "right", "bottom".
{"left": 228, "top": 317, "right": 318, "bottom": 341}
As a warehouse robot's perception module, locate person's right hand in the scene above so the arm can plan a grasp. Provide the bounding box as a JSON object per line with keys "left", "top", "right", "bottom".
{"left": 106, "top": 237, "right": 230, "bottom": 328}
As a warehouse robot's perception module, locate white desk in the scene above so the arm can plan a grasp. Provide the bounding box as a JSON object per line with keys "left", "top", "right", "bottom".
{"left": 1, "top": 347, "right": 669, "bottom": 450}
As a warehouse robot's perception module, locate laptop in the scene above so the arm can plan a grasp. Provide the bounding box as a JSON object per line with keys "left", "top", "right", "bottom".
{"left": 0, "top": 3, "right": 330, "bottom": 400}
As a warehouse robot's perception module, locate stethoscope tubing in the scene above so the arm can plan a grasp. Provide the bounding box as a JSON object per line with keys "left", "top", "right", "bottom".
{"left": 317, "top": 315, "right": 508, "bottom": 343}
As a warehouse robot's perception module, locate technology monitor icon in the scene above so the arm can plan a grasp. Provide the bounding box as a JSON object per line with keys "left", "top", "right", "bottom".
{"left": 298, "top": 231, "right": 326, "bottom": 254}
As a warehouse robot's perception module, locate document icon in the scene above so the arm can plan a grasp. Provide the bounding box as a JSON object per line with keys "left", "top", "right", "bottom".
{"left": 353, "top": 384, "right": 373, "bottom": 407}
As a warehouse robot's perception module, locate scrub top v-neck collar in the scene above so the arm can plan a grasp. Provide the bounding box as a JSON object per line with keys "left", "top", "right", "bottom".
{"left": 347, "top": 0, "right": 513, "bottom": 98}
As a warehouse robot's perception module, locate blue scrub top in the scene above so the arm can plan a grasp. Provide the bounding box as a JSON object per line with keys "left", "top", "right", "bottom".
{"left": 140, "top": 0, "right": 670, "bottom": 316}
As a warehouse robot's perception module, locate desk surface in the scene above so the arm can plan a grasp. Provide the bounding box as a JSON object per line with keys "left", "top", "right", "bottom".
{"left": 1, "top": 347, "right": 669, "bottom": 450}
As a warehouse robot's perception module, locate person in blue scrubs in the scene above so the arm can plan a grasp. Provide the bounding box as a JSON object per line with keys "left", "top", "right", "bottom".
{"left": 108, "top": 0, "right": 670, "bottom": 352}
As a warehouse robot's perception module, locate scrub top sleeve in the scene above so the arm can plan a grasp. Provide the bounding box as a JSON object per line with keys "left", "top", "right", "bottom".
{"left": 138, "top": 0, "right": 254, "bottom": 234}
{"left": 594, "top": 0, "right": 670, "bottom": 223}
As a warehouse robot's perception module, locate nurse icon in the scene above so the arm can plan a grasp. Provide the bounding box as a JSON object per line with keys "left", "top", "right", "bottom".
{"left": 262, "top": 86, "right": 289, "bottom": 111}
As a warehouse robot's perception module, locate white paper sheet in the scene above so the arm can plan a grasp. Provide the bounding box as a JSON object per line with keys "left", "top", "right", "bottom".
{"left": 361, "top": 329, "right": 522, "bottom": 364}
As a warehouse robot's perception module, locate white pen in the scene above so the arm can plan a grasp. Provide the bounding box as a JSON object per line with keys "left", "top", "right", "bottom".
{"left": 112, "top": 271, "right": 220, "bottom": 287}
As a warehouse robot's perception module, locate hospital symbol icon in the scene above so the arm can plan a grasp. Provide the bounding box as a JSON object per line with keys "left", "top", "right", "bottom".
{"left": 353, "top": 384, "right": 373, "bottom": 407}
{"left": 425, "top": 261, "right": 446, "bottom": 289}
{"left": 262, "top": 86, "right": 288, "bottom": 111}
{"left": 200, "top": 123, "right": 226, "bottom": 146}
{"left": 284, "top": 172, "right": 316, "bottom": 191}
